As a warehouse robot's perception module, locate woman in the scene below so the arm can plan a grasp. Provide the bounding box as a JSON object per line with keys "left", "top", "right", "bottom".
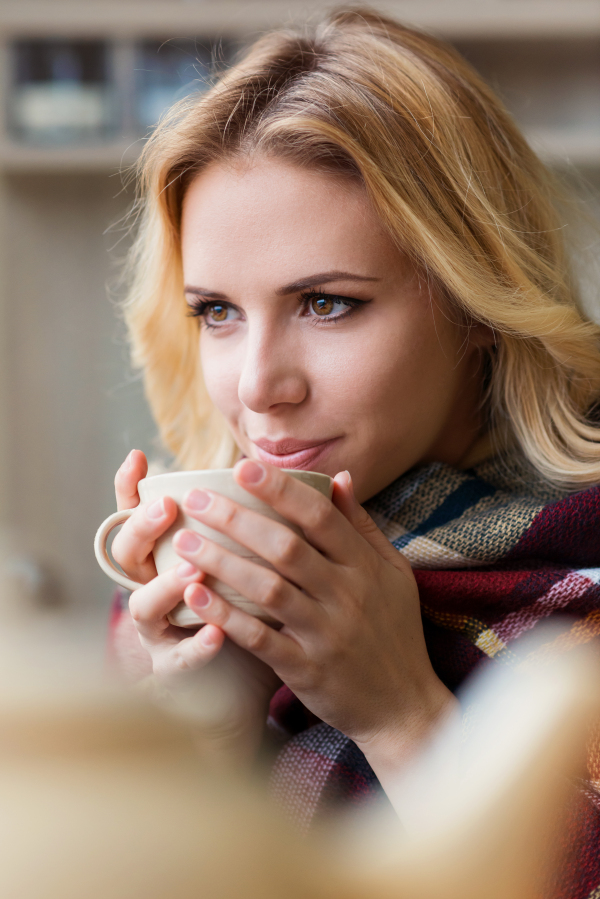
{"left": 110, "top": 8, "right": 600, "bottom": 892}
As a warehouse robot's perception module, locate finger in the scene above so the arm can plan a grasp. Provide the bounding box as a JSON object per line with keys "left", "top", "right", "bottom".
{"left": 332, "top": 470, "right": 408, "bottom": 566}
{"left": 129, "top": 563, "right": 204, "bottom": 641}
{"left": 115, "top": 449, "right": 148, "bottom": 511}
{"left": 112, "top": 494, "right": 179, "bottom": 583}
{"left": 158, "top": 624, "right": 225, "bottom": 676}
{"left": 331, "top": 470, "right": 355, "bottom": 520}
{"left": 181, "top": 488, "right": 332, "bottom": 600}
{"left": 172, "top": 528, "right": 323, "bottom": 629}
{"left": 232, "top": 459, "right": 361, "bottom": 563}
{"left": 184, "top": 581, "right": 304, "bottom": 675}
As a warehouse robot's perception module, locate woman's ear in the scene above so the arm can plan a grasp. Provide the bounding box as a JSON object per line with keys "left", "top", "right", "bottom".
{"left": 468, "top": 321, "right": 497, "bottom": 351}
{"left": 429, "top": 279, "right": 497, "bottom": 353}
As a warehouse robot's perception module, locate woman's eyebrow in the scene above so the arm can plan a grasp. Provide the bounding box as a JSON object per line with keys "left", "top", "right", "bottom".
{"left": 184, "top": 286, "right": 228, "bottom": 300}
{"left": 277, "top": 271, "right": 380, "bottom": 295}
{"left": 183, "top": 271, "right": 380, "bottom": 301}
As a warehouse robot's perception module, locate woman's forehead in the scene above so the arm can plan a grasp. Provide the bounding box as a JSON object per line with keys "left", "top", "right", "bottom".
{"left": 180, "top": 158, "right": 404, "bottom": 291}
{"left": 181, "top": 157, "right": 370, "bottom": 236}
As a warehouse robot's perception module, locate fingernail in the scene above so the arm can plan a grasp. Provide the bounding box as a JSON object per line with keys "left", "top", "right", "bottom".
{"left": 190, "top": 586, "right": 211, "bottom": 609}
{"left": 121, "top": 450, "right": 134, "bottom": 471}
{"left": 177, "top": 561, "right": 199, "bottom": 579}
{"left": 200, "top": 624, "right": 216, "bottom": 645}
{"left": 345, "top": 470, "right": 354, "bottom": 495}
{"left": 239, "top": 460, "right": 265, "bottom": 484}
{"left": 176, "top": 530, "right": 203, "bottom": 553}
{"left": 147, "top": 498, "right": 165, "bottom": 520}
{"left": 185, "top": 488, "right": 211, "bottom": 512}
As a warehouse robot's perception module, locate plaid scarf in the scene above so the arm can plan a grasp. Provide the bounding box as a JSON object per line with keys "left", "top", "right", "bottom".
{"left": 267, "top": 454, "right": 600, "bottom": 898}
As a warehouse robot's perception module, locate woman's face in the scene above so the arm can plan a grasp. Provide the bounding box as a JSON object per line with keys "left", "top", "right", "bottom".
{"left": 181, "top": 158, "right": 486, "bottom": 503}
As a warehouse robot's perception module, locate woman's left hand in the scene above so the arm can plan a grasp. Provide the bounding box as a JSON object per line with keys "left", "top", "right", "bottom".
{"left": 172, "top": 459, "right": 457, "bottom": 777}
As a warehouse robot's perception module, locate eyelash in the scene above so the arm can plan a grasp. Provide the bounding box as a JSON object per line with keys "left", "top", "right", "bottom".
{"left": 299, "top": 289, "right": 366, "bottom": 325}
{"left": 186, "top": 290, "right": 367, "bottom": 329}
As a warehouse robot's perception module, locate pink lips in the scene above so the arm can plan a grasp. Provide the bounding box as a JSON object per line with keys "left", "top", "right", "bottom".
{"left": 251, "top": 436, "right": 340, "bottom": 470}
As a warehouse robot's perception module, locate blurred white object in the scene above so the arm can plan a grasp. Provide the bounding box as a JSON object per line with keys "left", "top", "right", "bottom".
{"left": 13, "top": 84, "right": 111, "bottom": 135}
{"left": 339, "top": 625, "right": 600, "bottom": 899}
{"left": 10, "top": 39, "right": 113, "bottom": 143}
{"left": 384, "top": 626, "right": 597, "bottom": 837}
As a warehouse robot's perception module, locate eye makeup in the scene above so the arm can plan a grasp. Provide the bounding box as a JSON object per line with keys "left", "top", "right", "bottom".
{"left": 186, "top": 290, "right": 370, "bottom": 329}
{"left": 299, "top": 289, "right": 369, "bottom": 324}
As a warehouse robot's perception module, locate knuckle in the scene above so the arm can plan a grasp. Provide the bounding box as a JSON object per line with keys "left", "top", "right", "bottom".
{"left": 360, "top": 511, "right": 381, "bottom": 538}
{"left": 113, "top": 540, "right": 149, "bottom": 580}
{"left": 212, "top": 551, "right": 233, "bottom": 582}
{"left": 305, "top": 496, "right": 334, "bottom": 531}
{"left": 272, "top": 474, "right": 291, "bottom": 504}
{"left": 112, "top": 533, "right": 142, "bottom": 570}
{"left": 114, "top": 471, "right": 136, "bottom": 501}
{"left": 245, "top": 621, "right": 269, "bottom": 653}
{"left": 171, "top": 647, "right": 191, "bottom": 672}
{"left": 129, "top": 509, "right": 152, "bottom": 539}
{"left": 208, "top": 596, "right": 231, "bottom": 628}
{"left": 275, "top": 530, "right": 304, "bottom": 567}
{"left": 128, "top": 590, "right": 144, "bottom": 623}
{"left": 259, "top": 470, "right": 291, "bottom": 508}
{"left": 219, "top": 499, "right": 239, "bottom": 530}
{"left": 261, "top": 574, "right": 287, "bottom": 610}
{"left": 111, "top": 535, "right": 126, "bottom": 567}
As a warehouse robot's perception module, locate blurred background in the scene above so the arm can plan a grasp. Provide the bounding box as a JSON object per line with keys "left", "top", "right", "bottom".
{"left": 0, "top": 0, "right": 597, "bottom": 651}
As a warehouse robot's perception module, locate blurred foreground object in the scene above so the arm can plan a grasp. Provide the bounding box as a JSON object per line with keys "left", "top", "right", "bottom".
{"left": 0, "top": 625, "right": 596, "bottom": 899}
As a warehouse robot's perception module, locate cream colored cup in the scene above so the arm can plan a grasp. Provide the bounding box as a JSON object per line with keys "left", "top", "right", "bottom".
{"left": 94, "top": 468, "right": 333, "bottom": 629}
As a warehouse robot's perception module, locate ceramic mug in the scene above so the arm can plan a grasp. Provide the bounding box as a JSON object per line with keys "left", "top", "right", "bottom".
{"left": 94, "top": 468, "right": 333, "bottom": 628}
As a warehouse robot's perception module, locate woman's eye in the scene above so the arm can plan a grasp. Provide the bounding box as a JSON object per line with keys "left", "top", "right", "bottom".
{"left": 306, "top": 294, "right": 352, "bottom": 318}
{"left": 205, "top": 303, "right": 239, "bottom": 325}
{"left": 208, "top": 303, "right": 227, "bottom": 322}
{"left": 187, "top": 299, "right": 242, "bottom": 328}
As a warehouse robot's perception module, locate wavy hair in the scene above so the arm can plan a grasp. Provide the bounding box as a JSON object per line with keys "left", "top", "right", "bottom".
{"left": 122, "top": 7, "right": 600, "bottom": 490}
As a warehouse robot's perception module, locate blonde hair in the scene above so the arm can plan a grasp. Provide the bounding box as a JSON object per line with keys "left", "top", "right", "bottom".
{"left": 123, "top": 7, "right": 600, "bottom": 490}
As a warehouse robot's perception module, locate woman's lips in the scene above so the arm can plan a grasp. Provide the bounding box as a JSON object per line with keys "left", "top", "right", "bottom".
{"left": 251, "top": 437, "right": 341, "bottom": 470}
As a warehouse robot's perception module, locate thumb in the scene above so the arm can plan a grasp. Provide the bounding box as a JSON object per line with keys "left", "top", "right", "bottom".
{"left": 332, "top": 471, "right": 405, "bottom": 566}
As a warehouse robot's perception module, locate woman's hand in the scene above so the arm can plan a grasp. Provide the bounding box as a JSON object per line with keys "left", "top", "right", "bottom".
{"left": 113, "top": 449, "right": 220, "bottom": 674}
{"left": 111, "top": 450, "right": 281, "bottom": 764}
{"left": 113, "top": 449, "right": 178, "bottom": 583}
{"left": 173, "top": 459, "right": 458, "bottom": 784}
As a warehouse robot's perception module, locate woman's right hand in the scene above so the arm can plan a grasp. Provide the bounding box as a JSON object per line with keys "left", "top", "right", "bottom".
{"left": 112, "top": 449, "right": 226, "bottom": 677}
{"left": 111, "top": 450, "right": 280, "bottom": 763}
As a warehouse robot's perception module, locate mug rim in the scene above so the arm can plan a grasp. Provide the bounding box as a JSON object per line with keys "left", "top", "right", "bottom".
{"left": 138, "top": 468, "right": 333, "bottom": 487}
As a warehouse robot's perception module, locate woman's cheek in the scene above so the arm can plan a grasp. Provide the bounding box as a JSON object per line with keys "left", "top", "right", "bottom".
{"left": 200, "top": 342, "right": 242, "bottom": 420}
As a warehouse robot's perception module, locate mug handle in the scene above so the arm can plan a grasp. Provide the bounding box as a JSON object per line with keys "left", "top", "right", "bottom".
{"left": 94, "top": 510, "right": 145, "bottom": 592}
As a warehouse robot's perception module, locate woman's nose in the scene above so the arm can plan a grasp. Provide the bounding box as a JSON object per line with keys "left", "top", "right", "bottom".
{"left": 237, "top": 330, "right": 308, "bottom": 413}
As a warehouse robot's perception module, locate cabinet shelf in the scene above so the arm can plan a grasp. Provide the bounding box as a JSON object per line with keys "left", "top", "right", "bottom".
{"left": 0, "top": 138, "right": 142, "bottom": 172}
{"left": 0, "top": 128, "right": 597, "bottom": 173}
{"left": 527, "top": 129, "right": 600, "bottom": 168}
{"left": 0, "top": 1, "right": 599, "bottom": 41}
{"left": 0, "top": 4, "right": 597, "bottom": 170}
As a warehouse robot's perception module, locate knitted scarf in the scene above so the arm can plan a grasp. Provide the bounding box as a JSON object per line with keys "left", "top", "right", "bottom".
{"left": 267, "top": 454, "right": 600, "bottom": 899}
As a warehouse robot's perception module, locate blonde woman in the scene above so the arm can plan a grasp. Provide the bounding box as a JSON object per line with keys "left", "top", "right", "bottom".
{"left": 109, "top": 9, "right": 600, "bottom": 891}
